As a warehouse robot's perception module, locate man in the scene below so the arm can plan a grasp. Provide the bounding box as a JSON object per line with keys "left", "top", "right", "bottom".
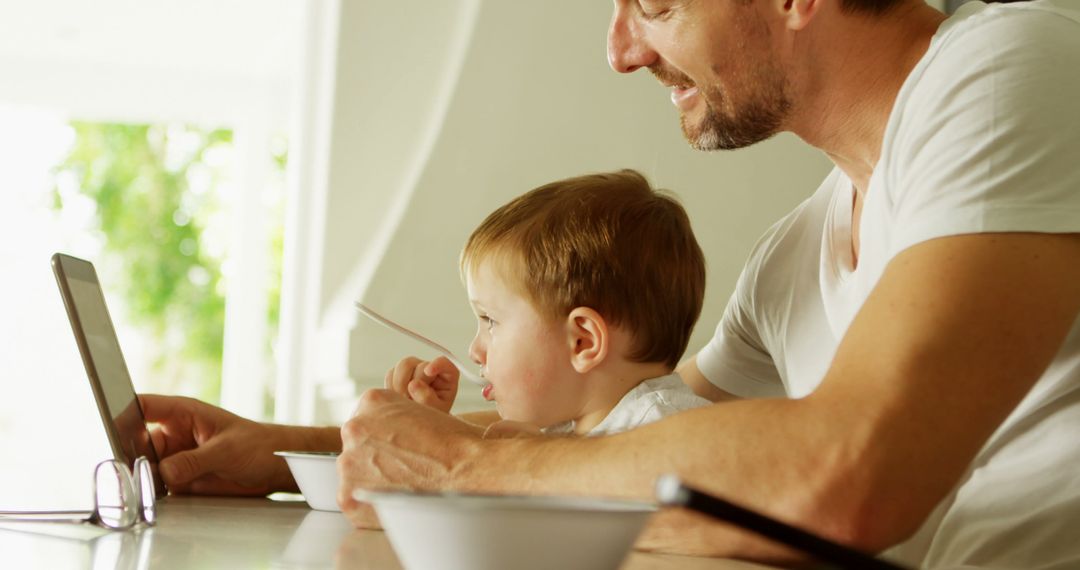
{"left": 141, "top": 0, "right": 1080, "bottom": 566}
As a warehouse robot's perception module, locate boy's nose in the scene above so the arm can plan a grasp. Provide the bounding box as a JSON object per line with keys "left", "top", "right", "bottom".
{"left": 468, "top": 335, "right": 485, "bottom": 366}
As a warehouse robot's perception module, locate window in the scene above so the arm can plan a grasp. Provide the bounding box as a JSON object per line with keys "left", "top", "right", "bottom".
{"left": 0, "top": 107, "right": 287, "bottom": 509}
{"left": 0, "top": 0, "right": 302, "bottom": 510}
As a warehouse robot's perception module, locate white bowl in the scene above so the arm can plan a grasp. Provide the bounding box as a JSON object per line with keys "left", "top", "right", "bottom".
{"left": 354, "top": 489, "right": 656, "bottom": 570}
{"left": 275, "top": 451, "right": 341, "bottom": 512}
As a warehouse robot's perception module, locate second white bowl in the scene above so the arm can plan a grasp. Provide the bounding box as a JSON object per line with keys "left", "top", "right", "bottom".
{"left": 275, "top": 451, "right": 341, "bottom": 512}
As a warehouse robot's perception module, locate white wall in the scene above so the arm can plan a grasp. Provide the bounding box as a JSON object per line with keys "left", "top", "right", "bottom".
{"left": 300, "top": 0, "right": 833, "bottom": 421}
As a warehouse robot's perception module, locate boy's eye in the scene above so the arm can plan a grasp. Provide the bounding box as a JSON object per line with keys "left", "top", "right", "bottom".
{"left": 479, "top": 315, "right": 496, "bottom": 330}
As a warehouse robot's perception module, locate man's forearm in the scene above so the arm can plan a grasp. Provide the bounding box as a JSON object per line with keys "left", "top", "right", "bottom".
{"left": 281, "top": 424, "right": 342, "bottom": 452}
{"left": 463, "top": 397, "right": 911, "bottom": 559}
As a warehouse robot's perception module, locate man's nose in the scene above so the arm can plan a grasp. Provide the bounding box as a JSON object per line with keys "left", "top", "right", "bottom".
{"left": 607, "top": 5, "right": 657, "bottom": 74}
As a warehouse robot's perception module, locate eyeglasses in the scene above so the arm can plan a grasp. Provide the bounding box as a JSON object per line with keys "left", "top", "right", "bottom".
{"left": 0, "top": 457, "right": 157, "bottom": 530}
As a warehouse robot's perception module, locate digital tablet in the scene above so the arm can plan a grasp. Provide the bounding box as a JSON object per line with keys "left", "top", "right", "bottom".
{"left": 51, "top": 252, "right": 167, "bottom": 498}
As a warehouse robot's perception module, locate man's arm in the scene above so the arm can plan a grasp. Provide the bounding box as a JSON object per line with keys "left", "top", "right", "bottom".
{"left": 340, "top": 232, "right": 1080, "bottom": 559}
{"left": 677, "top": 355, "right": 739, "bottom": 402}
{"left": 141, "top": 394, "right": 341, "bottom": 494}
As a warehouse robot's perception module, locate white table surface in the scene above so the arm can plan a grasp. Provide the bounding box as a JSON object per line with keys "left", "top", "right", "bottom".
{"left": 0, "top": 495, "right": 776, "bottom": 569}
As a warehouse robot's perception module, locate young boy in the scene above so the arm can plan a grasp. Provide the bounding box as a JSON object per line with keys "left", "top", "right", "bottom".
{"left": 386, "top": 169, "right": 711, "bottom": 436}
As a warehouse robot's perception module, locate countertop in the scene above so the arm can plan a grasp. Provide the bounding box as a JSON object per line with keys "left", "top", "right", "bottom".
{"left": 0, "top": 495, "right": 776, "bottom": 569}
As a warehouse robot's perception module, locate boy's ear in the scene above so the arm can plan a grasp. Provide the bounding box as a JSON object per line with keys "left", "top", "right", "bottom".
{"left": 566, "top": 307, "right": 609, "bottom": 374}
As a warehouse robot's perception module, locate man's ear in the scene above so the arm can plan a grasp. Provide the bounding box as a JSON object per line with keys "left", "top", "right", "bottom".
{"left": 566, "top": 307, "right": 609, "bottom": 374}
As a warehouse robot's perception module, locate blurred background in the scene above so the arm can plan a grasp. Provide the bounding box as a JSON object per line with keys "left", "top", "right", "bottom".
{"left": 5, "top": 0, "right": 987, "bottom": 509}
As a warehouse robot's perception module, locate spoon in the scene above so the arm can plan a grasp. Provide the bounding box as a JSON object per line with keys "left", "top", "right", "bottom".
{"left": 354, "top": 302, "right": 486, "bottom": 387}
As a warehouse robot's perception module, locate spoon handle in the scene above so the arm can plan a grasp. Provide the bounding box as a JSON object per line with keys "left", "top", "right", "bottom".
{"left": 354, "top": 302, "right": 486, "bottom": 386}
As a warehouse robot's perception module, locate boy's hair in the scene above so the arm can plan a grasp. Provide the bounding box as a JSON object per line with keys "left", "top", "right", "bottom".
{"left": 461, "top": 169, "right": 706, "bottom": 369}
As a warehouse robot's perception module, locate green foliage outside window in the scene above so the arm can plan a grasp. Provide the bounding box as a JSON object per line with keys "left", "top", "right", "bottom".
{"left": 51, "top": 123, "right": 236, "bottom": 402}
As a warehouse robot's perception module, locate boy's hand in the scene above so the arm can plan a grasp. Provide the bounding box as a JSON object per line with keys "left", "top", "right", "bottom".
{"left": 385, "top": 356, "right": 459, "bottom": 413}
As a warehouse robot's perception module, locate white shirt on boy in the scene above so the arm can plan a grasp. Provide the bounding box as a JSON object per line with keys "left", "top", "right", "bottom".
{"left": 543, "top": 373, "right": 711, "bottom": 437}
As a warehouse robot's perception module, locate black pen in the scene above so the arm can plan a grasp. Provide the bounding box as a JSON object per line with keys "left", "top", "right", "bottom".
{"left": 654, "top": 475, "right": 910, "bottom": 570}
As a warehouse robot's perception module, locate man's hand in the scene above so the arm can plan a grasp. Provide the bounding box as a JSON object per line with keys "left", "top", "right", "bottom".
{"left": 139, "top": 394, "right": 339, "bottom": 495}
{"left": 384, "top": 356, "right": 460, "bottom": 413}
{"left": 337, "top": 389, "right": 487, "bottom": 527}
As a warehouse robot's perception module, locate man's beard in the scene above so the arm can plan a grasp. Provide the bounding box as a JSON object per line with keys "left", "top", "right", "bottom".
{"left": 656, "top": 64, "right": 792, "bottom": 151}
{"left": 684, "top": 80, "right": 790, "bottom": 151}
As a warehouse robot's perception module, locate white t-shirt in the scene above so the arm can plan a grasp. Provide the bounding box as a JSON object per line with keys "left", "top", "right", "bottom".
{"left": 697, "top": 1, "right": 1080, "bottom": 568}
{"left": 544, "top": 373, "right": 711, "bottom": 436}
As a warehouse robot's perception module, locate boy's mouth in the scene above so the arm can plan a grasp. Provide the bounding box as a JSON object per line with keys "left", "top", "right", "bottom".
{"left": 482, "top": 383, "right": 494, "bottom": 401}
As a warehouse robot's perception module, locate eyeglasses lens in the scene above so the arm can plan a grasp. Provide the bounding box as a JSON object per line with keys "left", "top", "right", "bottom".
{"left": 135, "top": 458, "right": 157, "bottom": 525}
{"left": 94, "top": 461, "right": 137, "bottom": 529}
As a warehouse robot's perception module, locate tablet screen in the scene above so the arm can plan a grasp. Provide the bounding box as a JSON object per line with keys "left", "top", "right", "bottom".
{"left": 53, "top": 253, "right": 165, "bottom": 497}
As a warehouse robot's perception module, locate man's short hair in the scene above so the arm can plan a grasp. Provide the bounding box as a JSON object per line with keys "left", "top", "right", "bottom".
{"left": 461, "top": 169, "right": 706, "bottom": 369}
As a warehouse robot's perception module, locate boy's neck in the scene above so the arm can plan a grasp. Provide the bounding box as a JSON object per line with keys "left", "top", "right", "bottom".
{"left": 571, "top": 360, "right": 673, "bottom": 435}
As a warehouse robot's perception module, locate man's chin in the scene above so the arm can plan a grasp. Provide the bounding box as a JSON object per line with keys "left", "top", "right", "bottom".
{"left": 681, "top": 119, "right": 779, "bottom": 151}
{"left": 686, "top": 130, "right": 723, "bottom": 151}
{"left": 680, "top": 119, "right": 724, "bottom": 151}
{"left": 678, "top": 101, "right": 720, "bottom": 150}
{"left": 679, "top": 100, "right": 786, "bottom": 151}
{"left": 679, "top": 109, "right": 728, "bottom": 151}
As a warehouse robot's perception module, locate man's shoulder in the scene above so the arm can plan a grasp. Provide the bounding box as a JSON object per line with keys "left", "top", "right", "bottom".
{"left": 881, "top": 0, "right": 1080, "bottom": 204}
{"left": 941, "top": 0, "right": 1079, "bottom": 38}
{"left": 920, "top": 0, "right": 1080, "bottom": 82}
